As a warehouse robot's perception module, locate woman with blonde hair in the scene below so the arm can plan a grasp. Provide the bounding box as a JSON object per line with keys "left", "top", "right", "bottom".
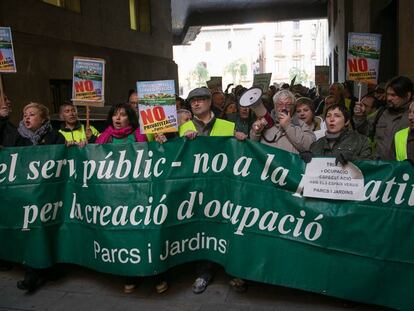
{"left": 16, "top": 102, "right": 64, "bottom": 292}
{"left": 16, "top": 102, "right": 64, "bottom": 146}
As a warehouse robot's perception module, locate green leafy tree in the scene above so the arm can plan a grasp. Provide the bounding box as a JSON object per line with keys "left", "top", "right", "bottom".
{"left": 289, "top": 67, "right": 309, "bottom": 85}
{"left": 226, "top": 59, "right": 248, "bottom": 84}
{"left": 191, "top": 62, "right": 209, "bottom": 87}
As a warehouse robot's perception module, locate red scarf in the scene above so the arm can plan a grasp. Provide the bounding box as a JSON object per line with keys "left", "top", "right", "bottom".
{"left": 96, "top": 126, "right": 147, "bottom": 144}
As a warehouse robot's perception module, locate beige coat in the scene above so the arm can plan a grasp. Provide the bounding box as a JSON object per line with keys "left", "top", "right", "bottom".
{"left": 250, "top": 117, "right": 316, "bottom": 154}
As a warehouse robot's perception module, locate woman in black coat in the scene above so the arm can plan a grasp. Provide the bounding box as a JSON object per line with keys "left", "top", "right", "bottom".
{"left": 303, "top": 104, "right": 371, "bottom": 165}
{"left": 16, "top": 102, "right": 64, "bottom": 146}
{"left": 15, "top": 102, "right": 64, "bottom": 292}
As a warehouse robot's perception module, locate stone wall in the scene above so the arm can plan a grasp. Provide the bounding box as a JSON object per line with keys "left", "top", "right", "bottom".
{"left": 0, "top": 0, "right": 178, "bottom": 123}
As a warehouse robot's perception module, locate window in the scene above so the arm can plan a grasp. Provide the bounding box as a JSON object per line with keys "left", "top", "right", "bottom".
{"left": 294, "top": 39, "right": 301, "bottom": 53}
{"left": 129, "top": 0, "right": 151, "bottom": 32}
{"left": 49, "top": 79, "right": 72, "bottom": 113}
{"left": 293, "top": 20, "right": 300, "bottom": 31}
{"left": 275, "top": 60, "right": 285, "bottom": 74}
{"left": 275, "top": 22, "right": 281, "bottom": 33}
{"left": 275, "top": 40, "right": 283, "bottom": 51}
{"left": 205, "top": 42, "right": 211, "bottom": 52}
{"left": 42, "top": 0, "right": 81, "bottom": 13}
{"left": 293, "top": 58, "right": 303, "bottom": 69}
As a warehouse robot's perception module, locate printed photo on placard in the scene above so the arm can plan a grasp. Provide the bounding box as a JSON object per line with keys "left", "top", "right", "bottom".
{"left": 137, "top": 80, "right": 178, "bottom": 134}
{"left": 72, "top": 57, "right": 105, "bottom": 105}
{"left": 0, "top": 27, "right": 17, "bottom": 73}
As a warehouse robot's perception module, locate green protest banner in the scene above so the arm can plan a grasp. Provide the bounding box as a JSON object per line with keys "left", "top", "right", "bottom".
{"left": 0, "top": 137, "right": 413, "bottom": 310}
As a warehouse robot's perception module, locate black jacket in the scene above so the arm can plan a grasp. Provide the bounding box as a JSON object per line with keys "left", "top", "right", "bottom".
{"left": 0, "top": 117, "right": 18, "bottom": 147}
{"left": 310, "top": 129, "right": 372, "bottom": 160}
{"left": 16, "top": 128, "right": 65, "bottom": 146}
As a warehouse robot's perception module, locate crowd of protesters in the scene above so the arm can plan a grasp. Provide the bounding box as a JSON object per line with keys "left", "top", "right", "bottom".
{"left": 0, "top": 74, "right": 413, "bottom": 296}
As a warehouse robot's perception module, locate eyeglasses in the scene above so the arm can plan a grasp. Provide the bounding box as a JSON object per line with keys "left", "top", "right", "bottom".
{"left": 190, "top": 97, "right": 209, "bottom": 104}
{"left": 276, "top": 100, "right": 292, "bottom": 108}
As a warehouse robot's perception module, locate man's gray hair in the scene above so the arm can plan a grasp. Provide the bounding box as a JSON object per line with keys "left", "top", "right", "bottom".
{"left": 273, "top": 89, "right": 296, "bottom": 105}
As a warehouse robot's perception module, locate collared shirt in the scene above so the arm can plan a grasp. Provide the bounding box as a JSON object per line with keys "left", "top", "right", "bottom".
{"left": 192, "top": 112, "right": 216, "bottom": 136}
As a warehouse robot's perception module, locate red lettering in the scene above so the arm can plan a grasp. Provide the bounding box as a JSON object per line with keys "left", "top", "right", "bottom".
{"left": 358, "top": 58, "right": 368, "bottom": 72}
{"left": 74, "top": 80, "right": 94, "bottom": 93}
{"left": 153, "top": 106, "right": 166, "bottom": 121}
{"left": 140, "top": 109, "right": 154, "bottom": 125}
{"left": 348, "top": 59, "right": 358, "bottom": 73}
{"left": 84, "top": 80, "right": 94, "bottom": 92}
{"left": 348, "top": 58, "right": 368, "bottom": 73}
{"left": 74, "top": 81, "right": 85, "bottom": 93}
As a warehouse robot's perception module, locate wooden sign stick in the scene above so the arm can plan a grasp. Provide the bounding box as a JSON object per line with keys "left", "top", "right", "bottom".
{"left": 86, "top": 104, "right": 90, "bottom": 129}
{"left": 0, "top": 74, "right": 5, "bottom": 108}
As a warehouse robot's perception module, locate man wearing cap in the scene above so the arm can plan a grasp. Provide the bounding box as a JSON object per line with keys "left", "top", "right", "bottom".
{"left": 179, "top": 87, "right": 235, "bottom": 139}
{"left": 178, "top": 87, "right": 236, "bottom": 294}
{"left": 250, "top": 89, "right": 315, "bottom": 153}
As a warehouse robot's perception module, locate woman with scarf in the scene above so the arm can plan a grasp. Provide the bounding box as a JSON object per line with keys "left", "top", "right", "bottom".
{"left": 301, "top": 104, "right": 371, "bottom": 164}
{"left": 96, "top": 103, "right": 168, "bottom": 293}
{"left": 16, "top": 102, "right": 64, "bottom": 146}
{"left": 96, "top": 103, "right": 147, "bottom": 144}
{"left": 16, "top": 103, "right": 64, "bottom": 292}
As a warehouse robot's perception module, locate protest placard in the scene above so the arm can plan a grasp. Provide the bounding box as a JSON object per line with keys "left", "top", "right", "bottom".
{"left": 302, "top": 158, "right": 365, "bottom": 201}
{"left": 137, "top": 80, "right": 178, "bottom": 134}
{"left": 206, "top": 76, "right": 222, "bottom": 91}
{"left": 315, "top": 66, "right": 330, "bottom": 86}
{"left": 72, "top": 57, "right": 105, "bottom": 107}
{"left": 347, "top": 32, "right": 381, "bottom": 85}
{"left": 253, "top": 73, "right": 272, "bottom": 92}
{"left": 0, "top": 27, "right": 17, "bottom": 73}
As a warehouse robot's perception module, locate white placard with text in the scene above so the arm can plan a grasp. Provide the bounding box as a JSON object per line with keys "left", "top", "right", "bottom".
{"left": 303, "top": 158, "right": 365, "bottom": 201}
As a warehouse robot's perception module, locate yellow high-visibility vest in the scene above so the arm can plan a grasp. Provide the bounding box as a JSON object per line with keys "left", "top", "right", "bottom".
{"left": 394, "top": 127, "right": 409, "bottom": 161}
{"left": 59, "top": 124, "right": 99, "bottom": 143}
{"left": 179, "top": 118, "right": 235, "bottom": 137}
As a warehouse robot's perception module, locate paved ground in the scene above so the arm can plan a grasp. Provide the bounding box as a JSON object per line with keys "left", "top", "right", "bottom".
{"left": 0, "top": 264, "right": 391, "bottom": 311}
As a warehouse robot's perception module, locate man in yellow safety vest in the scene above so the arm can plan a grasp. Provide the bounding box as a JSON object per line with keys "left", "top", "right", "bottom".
{"left": 58, "top": 102, "right": 100, "bottom": 146}
{"left": 179, "top": 87, "right": 236, "bottom": 138}
{"left": 179, "top": 87, "right": 249, "bottom": 294}
{"left": 393, "top": 101, "right": 414, "bottom": 162}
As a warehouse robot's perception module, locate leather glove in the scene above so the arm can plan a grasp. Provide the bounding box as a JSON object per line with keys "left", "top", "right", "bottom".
{"left": 335, "top": 150, "right": 353, "bottom": 166}
{"left": 299, "top": 150, "right": 313, "bottom": 164}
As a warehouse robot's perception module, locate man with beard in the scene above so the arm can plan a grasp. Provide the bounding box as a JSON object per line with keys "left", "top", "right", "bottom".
{"left": 354, "top": 76, "right": 413, "bottom": 160}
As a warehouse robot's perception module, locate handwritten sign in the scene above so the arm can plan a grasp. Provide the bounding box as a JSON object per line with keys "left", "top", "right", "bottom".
{"left": 303, "top": 158, "right": 365, "bottom": 201}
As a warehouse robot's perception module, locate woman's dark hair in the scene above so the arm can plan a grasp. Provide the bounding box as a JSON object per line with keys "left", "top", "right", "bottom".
{"left": 324, "top": 103, "right": 350, "bottom": 123}
{"left": 295, "top": 97, "right": 315, "bottom": 114}
{"left": 107, "top": 103, "right": 138, "bottom": 129}
{"left": 385, "top": 76, "right": 413, "bottom": 99}
{"left": 361, "top": 92, "right": 382, "bottom": 109}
